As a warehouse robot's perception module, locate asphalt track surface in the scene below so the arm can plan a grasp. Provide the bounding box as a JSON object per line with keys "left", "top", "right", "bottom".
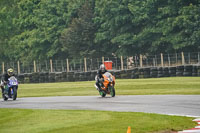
{"left": 1, "top": 95, "right": 200, "bottom": 117}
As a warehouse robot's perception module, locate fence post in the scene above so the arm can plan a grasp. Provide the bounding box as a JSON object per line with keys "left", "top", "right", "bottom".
{"left": 17, "top": 61, "right": 20, "bottom": 74}
{"left": 66, "top": 59, "right": 69, "bottom": 72}
{"left": 168, "top": 54, "right": 171, "bottom": 66}
{"left": 155, "top": 55, "right": 157, "bottom": 66}
{"left": 127, "top": 56, "right": 129, "bottom": 69}
{"left": 153, "top": 58, "right": 156, "bottom": 67}
{"left": 188, "top": 53, "right": 190, "bottom": 64}
{"left": 50, "top": 59, "right": 53, "bottom": 72}
{"left": 61, "top": 60, "right": 64, "bottom": 71}
{"left": 102, "top": 56, "right": 104, "bottom": 64}
{"left": 84, "top": 57, "right": 87, "bottom": 72}
{"left": 97, "top": 58, "right": 99, "bottom": 69}
{"left": 198, "top": 52, "right": 200, "bottom": 64}
{"left": 161, "top": 53, "right": 164, "bottom": 67}
{"left": 34, "top": 60, "right": 37, "bottom": 73}
{"left": 181, "top": 52, "right": 185, "bottom": 65}
{"left": 90, "top": 59, "right": 93, "bottom": 70}
{"left": 80, "top": 59, "right": 82, "bottom": 71}
{"left": 140, "top": 54, "right": 143, "bottom": 67}
{"left": 121, "top": 56, "right": 124, "bottom": 70}
{"left": 2, "top": 62, "right": 4, "bottom": 74}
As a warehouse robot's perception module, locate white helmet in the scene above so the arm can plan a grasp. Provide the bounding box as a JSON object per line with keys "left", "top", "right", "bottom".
{"left": 100, "top": 64, "right": 105, "bottom": 72}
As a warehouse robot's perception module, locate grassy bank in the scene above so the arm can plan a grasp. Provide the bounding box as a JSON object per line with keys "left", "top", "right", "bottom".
{"left": 9, "top": 77, "right": 200, "bottom": 97}
{"left": 0, "top": 108, "right": 196, "bottom": 133}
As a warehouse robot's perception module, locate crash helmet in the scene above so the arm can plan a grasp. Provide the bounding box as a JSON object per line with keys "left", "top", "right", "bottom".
{"left": 7, "top": 68, "right": 14, "bottom": 76}
{"left": 100, "top": 64, "right": 106, "bottom": 72}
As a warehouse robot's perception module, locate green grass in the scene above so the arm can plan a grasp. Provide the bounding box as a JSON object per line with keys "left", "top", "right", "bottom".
{"left": 19, "top": 77, "right": 200, "bottom": 97}
{"left": 1, "top": 77, "right": 199, "bottom": 98}
{"left": 0, "top": 108, "right": 196, "bottom": 133}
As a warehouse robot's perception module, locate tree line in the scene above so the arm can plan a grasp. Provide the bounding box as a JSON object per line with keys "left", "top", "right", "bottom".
{"left": 0, "top": 0, "right": 200, "bottom": 62}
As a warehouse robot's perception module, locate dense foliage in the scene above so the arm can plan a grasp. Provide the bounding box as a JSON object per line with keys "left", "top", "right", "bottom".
{"left": 0, "top": 0, "right": 200, "bottom": 62}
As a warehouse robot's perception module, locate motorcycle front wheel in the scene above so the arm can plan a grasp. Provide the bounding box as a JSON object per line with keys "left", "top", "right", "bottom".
{"left": 109, "top": 86, "right": 115, "bottom": 97}
{"left": 99, "top": 91, "right": 106, "bottom": 97}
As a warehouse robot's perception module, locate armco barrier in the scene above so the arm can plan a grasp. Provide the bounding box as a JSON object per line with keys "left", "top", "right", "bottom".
{"left": 0, "top": 65, "right": 199, "bottom": 83}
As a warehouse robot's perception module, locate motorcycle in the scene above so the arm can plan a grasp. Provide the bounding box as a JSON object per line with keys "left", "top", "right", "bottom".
{"left": 2, "top": 76, "right": 18, "bottom": 101}
{"left": 95, "top": 72, "right": 116, "bottom": 97}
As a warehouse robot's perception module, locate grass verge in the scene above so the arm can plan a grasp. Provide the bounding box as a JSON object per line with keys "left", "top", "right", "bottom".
{"left": 0, "top": 108, "right": 196, "bottom": 133}
{"left": 10, "top": 77, "right": 200, "bottom": 97}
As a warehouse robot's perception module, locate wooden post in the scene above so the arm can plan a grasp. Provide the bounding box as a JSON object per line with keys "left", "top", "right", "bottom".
{"left": 188, "top": 53, "right": 190, "bottom": 64}
{"left": 140, "top": 54, "right": 143, "bottom": 67}
{"left": 90, "top": 59, "right": 93, "bottom": 71}
{"left": 2, "top": 62, "right": 5, "bottom": 74}
{"left": 121, "top": 56, "right": 124, "bottom": 70}
{"left": 168, "top": 54, "right": 171, "bottom": 66}
{"left": 66, "top": 58, "right": 69, "bottom": 72}
{"left": 127, "top": 56, "right": 129, "bottom": 69}
{"left": 84, "top": 58, "right": 87, "bottom": 72}
{"left": 155, "top": 55, "right": 157, "bottom": 66}
{"left": 181, "top": 52, "right": 185, "bottom": 65}
{"left": 198, "top": 52, "right": 200, "bottom": 64}
{"left": 102, "top": 56, "right": 104, "bottom": 64}
{"left": 34, "top": 60, "right": 36, "bottom": 73}
{"left": 50, "top": 59, "right": 53, "bottom": 72}
{"left": 153, "top": 58, "right": 156, "bottom": 67}
{"left": 115, "top": 57, "right": 118, "bottom": 70}
{"left": 97, "top": 58, "right": 99, "bottom": 69}
{"left": 17, "top": 61, "right": 20, "bottom": 74}
{"left": 80, "top": 59, "right": 82, "bottom": 71}
{"left": 61, "top": 60, "right": 64, "bottom": 72}
{"left": 161, "top": 53, "right": 164, "bottom": 67}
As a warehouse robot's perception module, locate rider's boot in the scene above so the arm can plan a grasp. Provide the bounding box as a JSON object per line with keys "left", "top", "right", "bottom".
{"left": 95, "top": 82, "right": 101, "bottom": 91}
{"left": 8, "top": 89, "right": 11, "bottom": 98}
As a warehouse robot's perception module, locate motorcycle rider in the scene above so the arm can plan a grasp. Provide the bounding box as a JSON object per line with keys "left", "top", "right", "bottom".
{"left": 0, "top": 68, "right": 14, "bottom": 95}
{"left": 95, "top": 64, "right": 107, "bottom": 91}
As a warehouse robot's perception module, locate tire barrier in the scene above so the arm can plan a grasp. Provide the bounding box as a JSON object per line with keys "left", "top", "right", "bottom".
{"left": 143, "top": 67, "right": 150, "bottom": 78}
{"left": 49, "top": 72, "right": 55, "bottom": 82}
{"left": 131, "top": 68, "right": 139, "bottom": 79}
{"left": 139, "top": 68, "right": 144, "bottom": 79}
{"left": 67, "top": 72, "right": 75, "bottom": 82}
{"left": 114, "top": 71, "right": 121, "bottom": 79}
{"left": 183, "top": 65, "right": 193, "bottom": 76}
{"left": 157, "top": 67, "right": 163, "bottom": 78}
{"left": 32, "top": 72, "right": 39, "bottom": 83}
{"left": 169, "top": 67, "right": 176, "bottom": 77}
{"left": 176, "top": 65, "right": 184, "bottom": 76}
{"left": 120, "top": 70, "right": 129, "bottom": 79}
{"left": 150, "top": 67, "right": 158, "bottom": 78}
{"left": 163, "top": 67, "right": 170, "bottom": 77}
{"left": 126, "top": 69, "right": 133, "bottom": 79}
{"left": 192, "top": 66, "right": 198, "bottom": 76}
{"left": 1, "top": 65, "right": 199, "bottom": 83}
{"left": 197, "top": 66, "right": 200, "bottom": 76}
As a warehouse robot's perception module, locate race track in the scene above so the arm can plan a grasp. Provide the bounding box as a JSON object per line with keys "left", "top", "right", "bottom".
{"left": 1, "top": 95, "right": 200, "bottom": 117}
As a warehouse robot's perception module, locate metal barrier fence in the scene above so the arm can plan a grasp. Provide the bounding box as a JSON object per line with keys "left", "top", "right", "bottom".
{"left": 0, "top": 52, "right": 200, "bottom": 74}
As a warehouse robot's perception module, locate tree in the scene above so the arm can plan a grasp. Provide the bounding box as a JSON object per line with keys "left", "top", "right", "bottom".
{"left": 0, "top": 0, "right": 19, "bottom": 61}
{"left": 94, "top": 0, "right": 135, "bottom": 56}
{"left": 60, "top": 0, "right": 96, "bottom": 58}
{"left": 10, "top": 0, "right": 70, "bottom": 62}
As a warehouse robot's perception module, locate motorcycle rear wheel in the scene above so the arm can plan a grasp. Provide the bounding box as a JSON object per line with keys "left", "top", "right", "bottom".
{"left": 3, "top": 93, "right": 8, "bottom": 101}
{"left": 110, "top": 86, "right": 115, "bottom": 97}
{"left": 99, "top": 91, "right": 106, "bottom": 97}
{"left": 12, "top": 87, "right": 17, "bottom": 100}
